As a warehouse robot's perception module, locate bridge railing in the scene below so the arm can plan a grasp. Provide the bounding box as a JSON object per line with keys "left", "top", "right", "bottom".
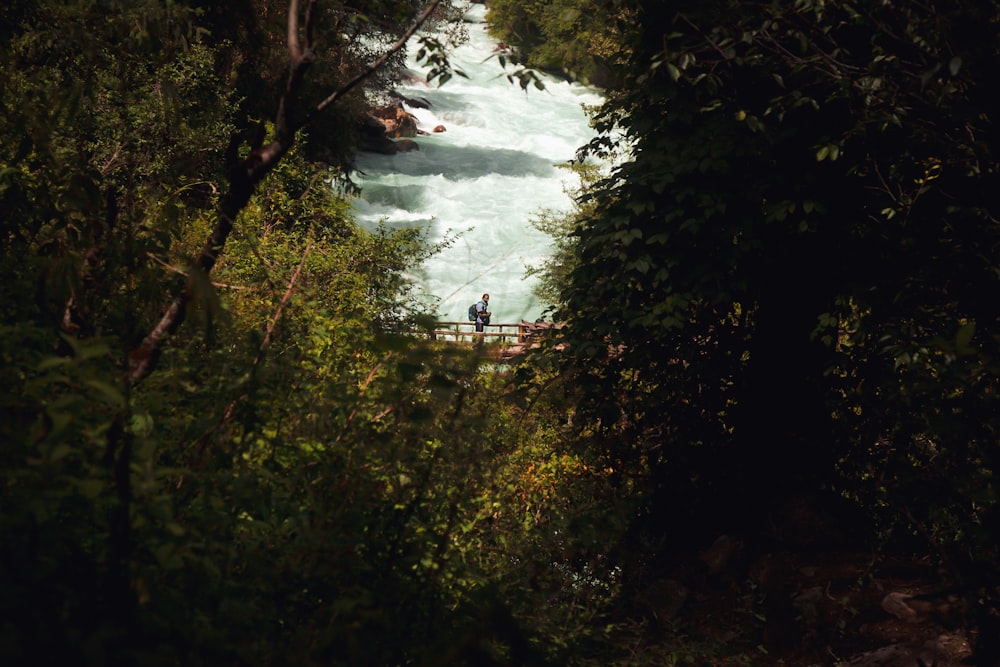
{"left": 427, "top": 321, "right": 528, "bottom": 344}
{"left": 413, "top": 321, "right": 560, "bottom": 361}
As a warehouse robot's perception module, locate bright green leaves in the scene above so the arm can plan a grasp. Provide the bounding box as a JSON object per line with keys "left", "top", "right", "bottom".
{"left": 559, "top": 7, "right": 581, "bottom": 24}
{"left": 914, "top": 156, "right": 942, "bottom": 186}
{"left": 485, "top": 0, "right": 637, "bottom": 87}
{"left": 815, "top": 143, "right": 840, "bottom": 161}
{"left": 2, "top": 1, "right": 635, "bottom": 664}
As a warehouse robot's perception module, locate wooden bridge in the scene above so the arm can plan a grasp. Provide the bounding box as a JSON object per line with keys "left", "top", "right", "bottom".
{"left": 423, "top": 320, "right": 559, "bottom": 361}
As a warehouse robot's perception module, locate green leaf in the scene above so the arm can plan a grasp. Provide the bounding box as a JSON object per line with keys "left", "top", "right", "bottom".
{"left": 559, "top": 8, "right": 580, "bottom": 23}
{"left": 955, "top": 321, "right": 975, "bottom": 354}
{"left": 48, "top": 443, "right": 74, "bottom": 463}
{"left": 71, "top": 478, "right": 104, "bottom": 500}
{"left": 85, "top": 379, "right": 125, "bottom": 408}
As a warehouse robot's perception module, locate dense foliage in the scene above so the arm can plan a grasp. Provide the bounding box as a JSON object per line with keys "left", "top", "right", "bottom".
{"left": 1, "top": 1, "right": 612, "bottom": 665}
{"left": 483, "top": 0, "right": 636, "bottom": 88}
{"left": 530, "top": 0, "right": 1000, "bottom": 661}
{"left": 7, "top": 0, "right": 1000, "bottom": 664}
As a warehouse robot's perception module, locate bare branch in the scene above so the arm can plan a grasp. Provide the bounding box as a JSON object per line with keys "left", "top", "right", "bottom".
{"left": 147, "top": 253, "right": 249, "bottom": 290}
{"left": 288, "top": 0, "right": 301, "bottom": 60}
{"left": 220, "top": 240, "right": 315, "bottom": 427}
{"left": 308, "top": 0, "right": 442, "bottom": 123}
{"left": 305, "top": 0, "right": 317, "bottom": 51}
{"left": 255, "top": 240, "right": 313, "bottom": 364}
{"left": 336, "top": 354, "right": 395, "bottom": 441}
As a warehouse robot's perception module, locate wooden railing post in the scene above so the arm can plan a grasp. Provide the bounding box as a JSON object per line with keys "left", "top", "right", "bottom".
{"left": 410, "top": 322, "right": 558, "bottom": 362}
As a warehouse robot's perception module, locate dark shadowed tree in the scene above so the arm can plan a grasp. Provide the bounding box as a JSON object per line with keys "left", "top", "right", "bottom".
{"left": 538, "top": 0, "right": 1000, "bottom": 657}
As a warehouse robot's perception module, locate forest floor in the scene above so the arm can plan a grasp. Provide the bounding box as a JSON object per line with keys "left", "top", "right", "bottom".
{"left": 665, "top": 547, "right": 973, "bottom": 666}
{"left": 613, "top": 492, "right": 980, "bottom": 666}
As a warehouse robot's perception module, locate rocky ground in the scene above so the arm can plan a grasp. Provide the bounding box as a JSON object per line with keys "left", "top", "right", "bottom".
{"left": 658, "top": 546, "right": 974, "bottom": 666}
{"left": 762, "top": 551, "right": 969, "bottom": 666}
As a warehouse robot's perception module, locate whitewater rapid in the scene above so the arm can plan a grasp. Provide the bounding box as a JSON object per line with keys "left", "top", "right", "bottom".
{"left": 349, "top": 3, "right": 601, "bottom": 323}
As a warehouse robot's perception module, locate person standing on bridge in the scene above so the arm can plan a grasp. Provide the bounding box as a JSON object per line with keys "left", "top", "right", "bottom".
{"left": 475, "top": 293, "right": 491, "bottom": 332}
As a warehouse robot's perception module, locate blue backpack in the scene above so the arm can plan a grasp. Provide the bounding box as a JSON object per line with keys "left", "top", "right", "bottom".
{"left": 468, "top": 303, "right": 478, "bottom": 321}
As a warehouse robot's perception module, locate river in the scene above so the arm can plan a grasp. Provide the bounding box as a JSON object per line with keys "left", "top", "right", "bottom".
{"left": 349, "top": 3, "right": 602, "bottom": 324}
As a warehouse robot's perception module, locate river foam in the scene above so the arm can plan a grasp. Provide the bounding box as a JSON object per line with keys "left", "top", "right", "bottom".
{"left": 349, "top": 3, "right": 602, "bottom": 323}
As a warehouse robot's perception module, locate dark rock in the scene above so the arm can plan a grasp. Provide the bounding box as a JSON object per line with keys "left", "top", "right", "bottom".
{"left": 369, "top": 103, "right": 419, "bottom": 138}
{"left": 357, "top": 105, "right": 424, "bottom": 154}
{"left": 389, "top": 90, "right": 433, "bottom": 109}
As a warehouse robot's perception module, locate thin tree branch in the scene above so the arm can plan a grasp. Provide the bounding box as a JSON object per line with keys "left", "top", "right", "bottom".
{"left": 288, "top": 0, "right": 303, "bottom": 60}
{"left": 127, "top": 0, "right": 443, "bottom": 385}
{"left": 255, "top": 240, "right": 313, "bottom": 365}
{"left": 307, "top": 0, "right": 441, "bottom": 123}
{"left": 335, "top": 354, "right": 394, "bottom": 441}
{"left": 147, "top": 253, "right": 250, "bottom": 290}
{"left": 220, "top": 240, "right": 314, "bottom": 427}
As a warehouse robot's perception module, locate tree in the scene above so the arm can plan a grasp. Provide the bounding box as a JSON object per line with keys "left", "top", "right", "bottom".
{"left": 540, "top": 0, "right": 1000, "bottom": 657}
{"left": 2, "top": 2, "right": 539, "bottom": 664}
{"left": 484, "top": 0, "right": 636, "bottom": 88}
{"left": 126, "top": 0, "right": 449, "bottom": 383}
